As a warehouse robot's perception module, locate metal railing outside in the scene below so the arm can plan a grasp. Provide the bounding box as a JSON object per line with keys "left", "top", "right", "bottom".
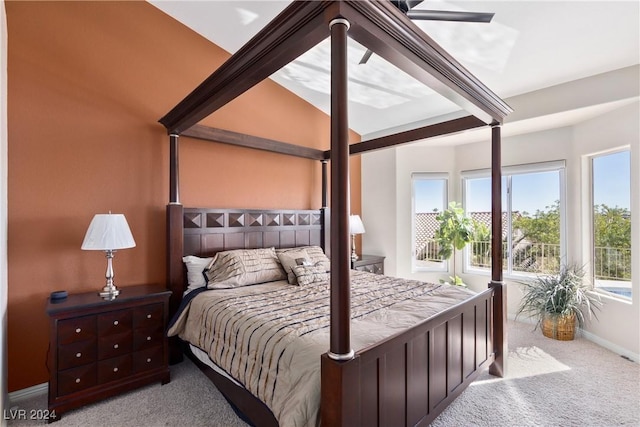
{"left": 594, "top": 246, "right": 631, "bottom": 281}
{"left": 416, "top": 240, "right": 631, "bottom": 281}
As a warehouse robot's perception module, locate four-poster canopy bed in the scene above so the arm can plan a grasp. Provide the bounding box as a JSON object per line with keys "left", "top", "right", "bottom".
{"left": 159, "top": 1, "right": 512, "bottom": 426}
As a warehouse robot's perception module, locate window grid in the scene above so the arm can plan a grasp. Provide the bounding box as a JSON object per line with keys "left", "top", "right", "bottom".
{"left": 462, "top": 162, "right": 566, "bottom": 278}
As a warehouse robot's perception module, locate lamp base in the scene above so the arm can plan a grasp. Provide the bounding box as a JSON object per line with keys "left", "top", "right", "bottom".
{"left": 351, "top": 234, "right": 359, "bottom": 262}
{"left": 100, "top": 250, "right": 120, "bottom": 300}
{"left": 100, "top": 285, "right": 120, "bottom": 300}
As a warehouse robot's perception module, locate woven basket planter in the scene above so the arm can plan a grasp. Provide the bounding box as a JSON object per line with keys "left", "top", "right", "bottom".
{"left": 542, "top": 313, "right": 576, "bottom": 341}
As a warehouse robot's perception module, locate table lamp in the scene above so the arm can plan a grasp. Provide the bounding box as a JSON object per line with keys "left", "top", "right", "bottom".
{"left": 349, "top": 214, "right": 366, "bottom": 262}
{"left": 81, "top": 213, "right": 136, "bottom": 299}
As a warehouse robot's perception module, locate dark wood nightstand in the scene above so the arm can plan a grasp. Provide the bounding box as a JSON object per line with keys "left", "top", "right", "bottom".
{"left": 352, "top": 254, "right": 385, "bottom": 274}
{"left": 46, "top": 284, "right": 171, "bottom": 422}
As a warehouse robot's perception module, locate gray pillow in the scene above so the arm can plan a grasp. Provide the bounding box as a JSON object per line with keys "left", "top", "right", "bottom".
{"left": 205, "top": 247, "right": 286, "bottom": 289}
{"left": 292, "top": 263, "right": 330, "bottom": 286}
{"left": 277, "top": 249, "right": 312, "bottom": 285}
{"left": 277, "top": 246, "right": 330, "bottom": 273}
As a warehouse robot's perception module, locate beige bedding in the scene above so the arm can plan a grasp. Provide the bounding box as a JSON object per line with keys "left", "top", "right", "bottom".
{"left": 168, "top": 270, "right": 474, "bottom": 427}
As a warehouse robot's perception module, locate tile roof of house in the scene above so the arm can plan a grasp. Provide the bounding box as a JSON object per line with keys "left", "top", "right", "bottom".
{"left": 415, "top": 211, "right": 514, "bottom": 248}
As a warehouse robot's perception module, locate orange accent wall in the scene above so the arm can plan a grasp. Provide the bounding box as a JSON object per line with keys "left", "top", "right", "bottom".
{"left": 6, "top": 1, "right": 361, "bottom": 391}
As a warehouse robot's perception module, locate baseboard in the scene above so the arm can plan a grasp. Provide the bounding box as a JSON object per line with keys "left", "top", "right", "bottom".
{"left": 580, "top": 329, "right": 640, "bottom": 363}
{"left": 508, "top": 314, "right": 639, "bottom": 363}
{"left": 8, "top": 382, "right": 47, "bottom": 404}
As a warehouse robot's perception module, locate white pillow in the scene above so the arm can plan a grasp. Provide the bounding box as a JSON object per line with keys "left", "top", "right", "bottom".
{"left": 182, "top": 255, "right": 213, "bottom": 292}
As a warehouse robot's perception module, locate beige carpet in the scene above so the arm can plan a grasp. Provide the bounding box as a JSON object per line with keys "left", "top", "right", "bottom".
{"left": 431, "top": 321, "right": 639, "bottom": 426}
{"left": 9, "top": 321, "right": 639, "bottom": 426}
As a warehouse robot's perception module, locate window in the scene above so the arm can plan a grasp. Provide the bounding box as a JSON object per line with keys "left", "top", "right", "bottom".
{"left": 412, "top": 173, "right": 447, "bottom": 272}
{"left": 591, "top": 149, "right": 631, "bottom": 299}
{"left": 463, "top": 161, "right": 566, "bottom": 277}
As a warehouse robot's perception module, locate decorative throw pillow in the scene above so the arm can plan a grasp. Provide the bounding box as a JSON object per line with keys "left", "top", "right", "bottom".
{"left": 278, "top": 246, "right": 330, "bottom": 273}
{"left": 277, "top": 249, "right": 312, "bottom": 285}
{"left": 182, "top": 255, "right": 213, "bottom": 292}
{"left": 204, "top": 247, "right": 286, "bottom": 289}
{"left": 300, "top": 245, "right": 331, "bottom": 272}
{"left": 292, "top": 263, "right": 330, "bottom": 286}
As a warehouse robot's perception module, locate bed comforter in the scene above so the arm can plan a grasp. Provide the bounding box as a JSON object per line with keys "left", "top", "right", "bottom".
{"left": 167, "top": 270, "right": 474, "bottom": 427}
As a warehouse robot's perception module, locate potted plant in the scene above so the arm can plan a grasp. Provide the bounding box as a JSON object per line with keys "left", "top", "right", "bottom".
{"left": 435, "top": 201, "right": 475, "bottom": 286}
{"left": 516, "top": 263, "right": 602, "bottom": 340}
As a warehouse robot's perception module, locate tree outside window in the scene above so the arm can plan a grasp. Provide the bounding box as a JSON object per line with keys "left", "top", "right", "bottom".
{"left": 463, "top": 162, "right": 565, "bottom": 277}
{"left": 591, "top": 149, "right": 632, "bottom": 299}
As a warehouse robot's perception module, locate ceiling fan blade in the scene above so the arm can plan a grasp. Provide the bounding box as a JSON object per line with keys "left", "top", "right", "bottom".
{"left": 359, "top": 49, "right": 374, "bottom": 65}
{"left": 406, "top": 10, "right": 494, "bottom": 23}
{"left": 406, "top": 0, "right": 425, "bottom": 10}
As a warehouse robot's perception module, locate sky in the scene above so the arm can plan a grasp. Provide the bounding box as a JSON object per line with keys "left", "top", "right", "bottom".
{"left": 593, "top": 150, "right": 631, "bottom": 210}
{"left": 415, "top": 150, "right": 631, "bottom": 215}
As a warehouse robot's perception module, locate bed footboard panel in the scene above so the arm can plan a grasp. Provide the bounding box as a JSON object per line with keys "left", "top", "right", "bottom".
{"left": 322, "top": 288, "right": 494, "bottom": 427}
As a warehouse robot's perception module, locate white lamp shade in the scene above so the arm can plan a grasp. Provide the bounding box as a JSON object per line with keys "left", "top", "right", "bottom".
{"left": 81, "top": 213, "right": 136, "bottom": 250}
{"left": 349, "top": 215, "right": 366, "bottom": 235}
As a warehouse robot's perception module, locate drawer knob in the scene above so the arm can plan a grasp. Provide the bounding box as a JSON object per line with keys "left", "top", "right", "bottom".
{"left": 113, "top": 367, "right": 119, "bottom": 373}
{"left": 75, "top": 352, "right": 82, "bottom": 358}
{"left": 113, "top": 320, "right": 119, "bottom": 326}
{"left": 146, "top": 336, "right": 151, "bottom": 341}
{"left": 113, "top": 344, "right": 119, "bottom": 349}
{"left": 75, "top": 378, "right": 81, "bottom": 384}
{"left": 146, "top": 314, "right": 152, "bottom": 319}
{"left": 75, "top": 328, "right": 81, "bottom": 333}
{"left": 146, "top": 358, "right": 152, "bottom": 363}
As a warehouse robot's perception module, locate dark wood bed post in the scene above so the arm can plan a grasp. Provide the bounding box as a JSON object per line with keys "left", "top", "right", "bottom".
{"left": 322, "top": 17, "right": 362, "bottom": 427}
{"left": 167, "top": 133, "right": 184, "bottom": 364}
{"left": 489, "top": 124, "right": 507, "bottom": 377}
{"left": 327, "top": 17, "right": 352, "bottom": 360}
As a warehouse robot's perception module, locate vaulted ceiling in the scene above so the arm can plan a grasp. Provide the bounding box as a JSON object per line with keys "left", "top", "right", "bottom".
{"left": 150, "top": 1, "right": 639, "bottom": 139}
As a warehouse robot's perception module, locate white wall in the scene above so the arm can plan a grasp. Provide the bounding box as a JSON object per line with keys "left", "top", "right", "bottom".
{"left": 1, "top": 0, "right": 9, "bottom": 423}
{"left": 361, "top": 149, "right": 397, "bottom": 272}
{"left": 361, "top": 68, "right": 640, "bottom": 360}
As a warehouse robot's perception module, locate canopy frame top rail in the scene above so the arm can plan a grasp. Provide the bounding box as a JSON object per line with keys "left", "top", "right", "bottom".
{"left": 159, "top": 0, "right": 512, "bottom": 139}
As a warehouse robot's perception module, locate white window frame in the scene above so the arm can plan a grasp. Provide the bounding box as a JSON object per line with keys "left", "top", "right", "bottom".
{"left": 411, "top": 172, "right": 448, "bottom": 273}
{"left": 586, "top": 147, "right": 632, "bottom": 301}
{"left": 462, "top": 160, "right": 567, "bottom": 278}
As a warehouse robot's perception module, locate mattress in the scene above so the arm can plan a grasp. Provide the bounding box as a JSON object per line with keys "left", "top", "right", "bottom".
{"left": 168, "top": 270, "right": 474, "bottom": 427}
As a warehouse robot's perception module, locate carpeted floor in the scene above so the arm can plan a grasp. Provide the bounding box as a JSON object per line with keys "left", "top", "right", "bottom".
{"left": 430, "top": 321, "right": 639, "bottom": 426}
{"left": 8, "top": 321, "right": 639, "bottom": 426}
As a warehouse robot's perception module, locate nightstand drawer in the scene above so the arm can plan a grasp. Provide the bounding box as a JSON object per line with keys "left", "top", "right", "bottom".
{"left": 98, "top": 309, "right": 132, "bottom": 336}
{"left": 356, "top": 262, "right": 384, "bottom": 274}
{"left": 133, "top": 303, "right": 164, "bottom": 329}
{"left": 58, "top": 364, "right": 97, "bottom": 396}
{"left": 98, "top": 331, "right": 132, "bottom": 360}
{"left": 58, "top": 340, "right": 96, "bottom": 370}
{"left": 47, "top": 284, "right": 171, "bottom": 420}
{"left": 133, "top": 346, "right": 163, "bottom": 373}
{"left": 58, "top": 316, "right": 96, "bottom": 345}
{"left": 98, "top": 354, "right": 133, "bottom": 384}
{"left": 133, "top": 327, "right": 163, "bottom": 351}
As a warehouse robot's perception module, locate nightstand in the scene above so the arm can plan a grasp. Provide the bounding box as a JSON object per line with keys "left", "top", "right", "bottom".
{"left": 352, "top": 254, "right": 385, "bottom": 274}
{"left": 46, "top": 284, "right": 171, "bottom": 421}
